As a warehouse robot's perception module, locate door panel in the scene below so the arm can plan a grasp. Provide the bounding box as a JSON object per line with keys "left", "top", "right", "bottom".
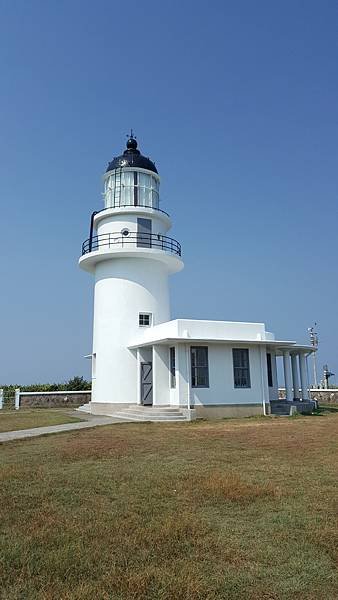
{"left": 141, "top": 362, "right": 153, "bottom": 405}
{"left": 137, "top": 218, "right": 152, "bottom": 248}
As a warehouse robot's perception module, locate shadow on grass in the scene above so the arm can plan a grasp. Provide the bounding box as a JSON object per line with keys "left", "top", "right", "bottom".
{"left": 307, "top": 404, "right": 338, "bottom": 417}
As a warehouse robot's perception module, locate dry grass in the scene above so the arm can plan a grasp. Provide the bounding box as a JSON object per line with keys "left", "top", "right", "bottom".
{"left": 183, "top": 471, "right": 279, "bottom": 502}
{"left": 0, "top": 411, "right": 337, "bottom": 599}
{"left": 0, "top": 408, "right": 82, "bottom": 432}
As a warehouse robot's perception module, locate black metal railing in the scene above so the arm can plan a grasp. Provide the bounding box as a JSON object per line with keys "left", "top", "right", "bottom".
{"left": 82, "top": 232, "right": 181, "bottom": 257}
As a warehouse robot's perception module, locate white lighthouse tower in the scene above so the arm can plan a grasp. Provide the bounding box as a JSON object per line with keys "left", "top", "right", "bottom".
{"left": 79, "top": 134, "right": 315, "bottom": 420}
{"left": 79, "top": 134, "right": 183, "bottom": 413}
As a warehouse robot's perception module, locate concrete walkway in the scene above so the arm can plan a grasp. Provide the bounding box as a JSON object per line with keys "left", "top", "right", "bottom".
{"left": 0, "top": 413, "right": 120, "bottom": 443}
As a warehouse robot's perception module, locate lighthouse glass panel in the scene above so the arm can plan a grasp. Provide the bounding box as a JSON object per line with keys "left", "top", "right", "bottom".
{"left": 104, "top": 171, "right": 159, "bottom": 209}
{"left": 121, "top": 171, "right": 134, "bottom": 206}
{"left": 114, "top": 172, "right": 121, "bottom": 206}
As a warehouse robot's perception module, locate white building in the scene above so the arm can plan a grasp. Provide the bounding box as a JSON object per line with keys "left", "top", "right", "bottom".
{"left": 79, "top": 135, "right": 315, "bottom": 420}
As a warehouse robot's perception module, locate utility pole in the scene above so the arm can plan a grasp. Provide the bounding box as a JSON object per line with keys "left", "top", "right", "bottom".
{"left": 307, "top": 323, "right": 318, "bottom": 388}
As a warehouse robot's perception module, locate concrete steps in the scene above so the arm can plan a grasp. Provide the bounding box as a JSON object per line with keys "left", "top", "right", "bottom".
{"left": 270, "top": 400, "right": 315, "bottom": 416}
{"left": 76, "top": 403, "right": 92, "bottom": 413}
{"left": 270, "top": 402, "right": 293, "bottom": 416}
{"left": 108, "top": 406, "right": 192, "bottom": 422}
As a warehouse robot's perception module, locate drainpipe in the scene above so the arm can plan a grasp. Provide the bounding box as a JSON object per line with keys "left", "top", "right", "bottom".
{"left": 89, "top": 211, "right": 98, "bottom": 252}
{"left": 260, "top": 346, "right": 267, "bottom": 416}
{"left": 185, "top": 344, "right": 191, "bottom": 413}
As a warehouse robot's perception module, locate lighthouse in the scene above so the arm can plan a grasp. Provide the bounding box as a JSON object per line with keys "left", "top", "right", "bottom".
{"left": 79, "top": 134, "right": 315, "bottom": 420}
{"left": 79, "top": 134, "right": 183, "bottom": 412}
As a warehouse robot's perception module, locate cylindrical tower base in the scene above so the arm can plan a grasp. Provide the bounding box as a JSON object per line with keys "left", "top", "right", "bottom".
{"left": 92, "top": 257, "right": 170, "bottom": 405}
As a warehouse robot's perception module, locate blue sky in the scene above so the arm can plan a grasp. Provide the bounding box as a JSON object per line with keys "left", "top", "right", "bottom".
{"left": 0, "top": 0, "right": 337, "bottom": 385}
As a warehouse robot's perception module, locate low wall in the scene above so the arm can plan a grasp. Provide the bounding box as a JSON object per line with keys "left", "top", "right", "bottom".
{"left": 309, "top": 390, "right": 338, "bottom": 404}
{"left": 19, "top": 391, "right": 91, "bottom": 408}
{"left": 278, "top": 388, "right": 338, "bottom": 404}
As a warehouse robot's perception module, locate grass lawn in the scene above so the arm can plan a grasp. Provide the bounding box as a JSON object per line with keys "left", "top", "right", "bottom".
{"left": 0, "top": 411, "right": 337, "bottom": 599}
{"left": 0, "top": 408, "right": 82, "bottom": 432}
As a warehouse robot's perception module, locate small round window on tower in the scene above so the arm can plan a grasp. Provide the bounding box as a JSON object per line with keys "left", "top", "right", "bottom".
{"left": 121, "top": 228, "right": 130, "bottom": 237}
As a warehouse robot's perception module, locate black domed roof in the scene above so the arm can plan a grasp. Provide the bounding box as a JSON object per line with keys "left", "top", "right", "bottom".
{"left": 106, "top": 135, "right": 158, "bottom": 174}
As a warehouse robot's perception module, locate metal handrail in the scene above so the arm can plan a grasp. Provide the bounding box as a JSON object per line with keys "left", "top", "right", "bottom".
{"left": 95, "top": 204, "right": 170, "bottom": 217}
{"left": 82, "top": 232, "right": 181, "bottom": 257}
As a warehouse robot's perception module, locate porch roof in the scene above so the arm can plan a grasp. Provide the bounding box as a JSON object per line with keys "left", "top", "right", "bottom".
{"left": 128, "top": 336, "right": 314, "bottom": 355}
{"left": 127, "top": 319, "right": 314, "bottom": 355}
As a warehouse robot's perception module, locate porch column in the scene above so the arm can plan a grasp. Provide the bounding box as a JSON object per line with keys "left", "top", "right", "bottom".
{"left": 283, "top": 350, "right": 293, "bottom": 402}
{"left": 291, "top": 353, "right": 300, "bottom": 400}
{"left": 136, "top": 349, "right": 141, "bottom": 405}
{"left": 15, "top": 388, "right": 20, "bottom": 410}
{"left": 152, "top": 345, "right": 170, "bottom": 406}
{"left": 271, "top": 351, "right": 278, "bottom": 399}
{"left": 299, "top": 353, "right": 309, "bottom": 400}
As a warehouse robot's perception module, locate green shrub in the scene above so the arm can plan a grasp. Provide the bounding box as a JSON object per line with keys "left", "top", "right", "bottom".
{"left": 0, "top": 376, "right": 92, "bottom": 393}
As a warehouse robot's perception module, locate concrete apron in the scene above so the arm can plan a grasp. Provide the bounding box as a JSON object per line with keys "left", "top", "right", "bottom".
{"left": 0, "top": 414, "right": 119, "bottom": 443}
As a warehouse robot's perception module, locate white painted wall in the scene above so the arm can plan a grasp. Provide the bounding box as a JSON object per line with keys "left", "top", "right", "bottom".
{"left": 176, "top": 319, "right": 273, "bottom": 341}
{"left": 162, "top": 342, "right": 268, "bottom": 408}
{"left": 153, "top": 345, "right": 170, "bottom": 406}
{"left": 188, "top": 343, "right": 265, "bottom": 407}
{"left": 173, "top": 344, "right": 190, "bottom": 407}
{"left": 139, "top": 347, "right": 152, "bottom": 362}
{"left": 97, "top": 212, "right": 170, "bottom": 237}
{"left": 92, "top": 257, "right": 170, "bottom": 404}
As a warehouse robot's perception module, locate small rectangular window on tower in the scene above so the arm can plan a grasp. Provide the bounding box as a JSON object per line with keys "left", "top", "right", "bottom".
{"left": 139, "top": 313, "right": 152, "bottom": 327}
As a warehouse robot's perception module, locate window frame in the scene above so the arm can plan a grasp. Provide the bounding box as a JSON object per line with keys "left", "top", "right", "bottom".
{"left": 139, "top": 313, "right": 152, "bottom": 327}
{"left": 232, "top": 348, "right": 251, "bottom": 389}
{"left": 190, "top": 346, "right": 209, "bottom": 388}
{"left": 169, "top": 347, "right": 176, "bottom": 388}
{"left": 133, "top": 171, "right": 138, "bottom": 206}
{"left": 266, "top": 353, "right": 273, "bottom": 388}
{"left": 137, "top": 217, "right": 152, "bottom": 248}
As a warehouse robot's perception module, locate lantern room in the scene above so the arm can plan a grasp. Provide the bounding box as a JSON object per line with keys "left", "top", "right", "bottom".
{"left": 103, "top": 134, "right": 160, "bottom": 210}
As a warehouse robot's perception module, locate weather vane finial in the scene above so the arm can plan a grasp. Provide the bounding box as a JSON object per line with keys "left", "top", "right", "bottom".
{"left": 127, "top": 128, "right": 136, "bottom": 140}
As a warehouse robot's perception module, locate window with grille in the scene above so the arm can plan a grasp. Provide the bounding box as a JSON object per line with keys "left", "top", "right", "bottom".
{"left": 232, "top": 349, "right": 251, "bottom": 388}
{"left": 139, "top": 313, "right": 152, "bottom": 327}
{"left": 170, "top": 347, "right": 176, "bottom": 388}
{"left": 191, "top": 346, "right": 209, "bottom": 388}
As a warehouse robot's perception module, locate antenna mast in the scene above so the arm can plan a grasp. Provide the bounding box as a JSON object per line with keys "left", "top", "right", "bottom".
{"left": 307, "top": 323, "right": 318, "bottom": 388}
{"left": 323, "top": 364, "right": 335, "bottom": 389}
